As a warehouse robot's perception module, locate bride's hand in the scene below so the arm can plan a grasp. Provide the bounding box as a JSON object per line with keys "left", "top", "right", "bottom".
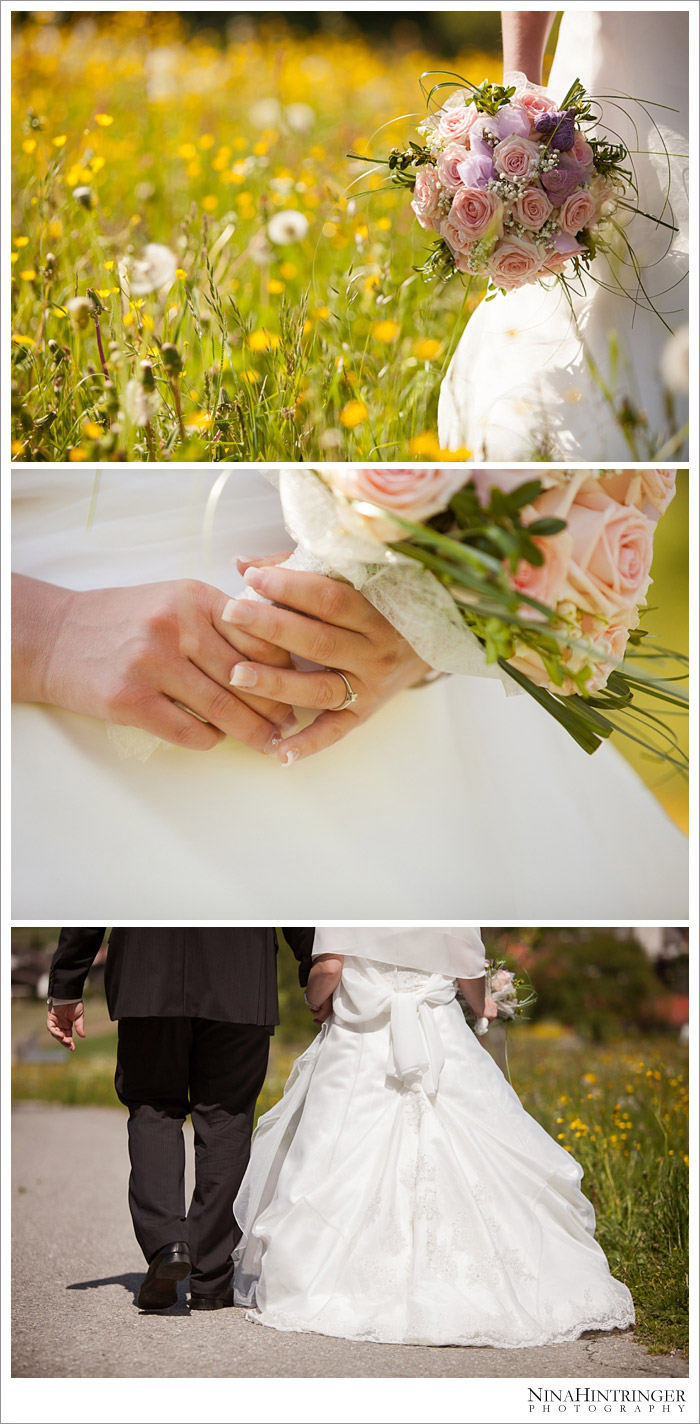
{"left": 223, "top": 562, "right": 431, "bottom": 764}
{"left": 483, "top": 996, "right": 499, "bottom": 1022}
{"left": 12, "top": 574, "right": 296, "bottom": 753}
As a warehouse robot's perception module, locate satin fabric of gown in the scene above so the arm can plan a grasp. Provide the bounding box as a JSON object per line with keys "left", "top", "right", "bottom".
{"left": 12, "top": 470, "right": 687, "bottom": 918}
{"left": 233, "top": 958, "right": 635, "bottom": 1347}
{"left": 438, "top": 10, "right": 689, "bottom": 459}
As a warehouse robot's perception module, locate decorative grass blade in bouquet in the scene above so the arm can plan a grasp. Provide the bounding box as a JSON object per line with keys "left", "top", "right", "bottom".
{"left": 350, "top": 70, "right": 675, "bottom": 305}
{"left": 268, "top": 465, "right": 688, "bottom": 767}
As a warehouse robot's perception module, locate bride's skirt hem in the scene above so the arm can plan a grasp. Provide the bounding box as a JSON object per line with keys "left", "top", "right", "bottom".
{"left": 241, "top": 1304, "right": 636, "bottom": 1350}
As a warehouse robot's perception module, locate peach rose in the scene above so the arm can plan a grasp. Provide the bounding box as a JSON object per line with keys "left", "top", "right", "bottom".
{"left": 411, "top": 167, "right": 441, "bottom": 230}
{"left": 589, "top": 469, "right": 676, "bottom": 520}
{"left": 563, "top": 490, "right": 655, "bottom": 615}
{"left": 640, "top": 469, "right": 677, "bottom": 515}
{"left": 559, "top": 188, "right": 597, "bottom": 236}
{"left": 580, "top": 608, "right": 638, "bottom": 690}
{"left": 321, "top": 465, "right": 469, "bottom": 528}
{"left": 492, "top": 134, "right": 541, "bottom": 180}
{"left": 437, "top": 142, "right": 470, "bottom": 192}
{"left": 444, "top": 186, "right": 503, "bottom": 246}
{"left": 512, "top": 186, "right": 553, "bottom": 230}
{"left": 572, "top": 132, "right": 595, "bottom": 172}
{"left": 438, "top": 105, "right": 477, "bottom": 146}
{"left": 510, "top": 528, "right": 574, "bottom": 607}
{"left": 515, "top": 91, "right": 557, "bottom": 125}
{"left": 487, "top": 236, "right": 544, "bottom": 290}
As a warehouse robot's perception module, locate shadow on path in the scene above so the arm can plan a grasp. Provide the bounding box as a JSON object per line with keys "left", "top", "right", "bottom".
{"left": 67, "top": 1273, "right": 190, "bottom": 1316}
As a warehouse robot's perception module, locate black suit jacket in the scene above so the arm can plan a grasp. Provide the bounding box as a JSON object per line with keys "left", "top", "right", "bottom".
{"left": 49, "top": 927, "right": 315, "bottom": 1027}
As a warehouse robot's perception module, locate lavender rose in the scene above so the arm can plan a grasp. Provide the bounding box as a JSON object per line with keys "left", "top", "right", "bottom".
{"left": 534, "top": 107, "right": 577, "bottom": 151}
{"left": 541, "top": 162, "right": 587, "bottom": 205}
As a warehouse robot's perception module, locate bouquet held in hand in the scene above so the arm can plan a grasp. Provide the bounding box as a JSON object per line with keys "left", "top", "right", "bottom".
{"left": 272, "top": 464, "right": 687, "bottom": 764}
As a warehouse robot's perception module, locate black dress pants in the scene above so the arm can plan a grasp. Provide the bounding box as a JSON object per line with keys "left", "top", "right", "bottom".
{"left": 115, "top": 1018, "right": 270, "bottom": 1300}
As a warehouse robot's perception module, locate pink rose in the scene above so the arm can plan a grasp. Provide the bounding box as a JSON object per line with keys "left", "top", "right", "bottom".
{"left": 572, "top": 132, "right": 595, "bottom": 172}
{"left": 438, "top": 105, "right": 477, "bottom": 146}
{"left": 580, "top": 608, "right": 636, "bottom": 690}
{"left": 444, "top": 186, "right": 503, "bottom": 247}
{"left": 510, "top": 528, "right": 574, "bottom": 608}
{"left": 490, "top": 967, "right": 515, "bottom": 992}
{"left": 589, "top": 469, "right": 676, "bottom": 520}
{"left": 492, "top": 134, "right": 540, "bottom": 180}
{"left": 559, "top": 188, "right": 597, "bottom": 235}
{"left": 515, "top": 91, "right": 557, "bottom": 125}
{"left": 641, "top": 469, "right": 676, "bottom": 515}
{"left": 437, "top": 142, "right": 469, "bottom": 192}
{"left": 588, "top": 174, "right": 617, "bottom": 218}
{"left": 535, "top": 486, "right": 655, "bottom": 616}
{"left": 512, "top": 186, "right": 553, "bottom": 230}
{"left": 322, "top": 465, "right": 469, "bottom": 527}
{"left": 411, "top": 166, "right": 441, "bottom": 231}
{"left": 487, "top": 235, "right": 544, "bottom": 291}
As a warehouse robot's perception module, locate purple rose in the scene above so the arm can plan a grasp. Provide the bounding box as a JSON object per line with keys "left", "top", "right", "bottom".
{"left": 541, "top": 162, "right": 586, "bottom": 205}
{"left": 456, "top": 150, "right": 495, "bottom": 187}
{"left": 494, "top": 104, "right": 532, "bottom": 140}
{"left": 535, "top": 108, "right": 577, "bottom": 152}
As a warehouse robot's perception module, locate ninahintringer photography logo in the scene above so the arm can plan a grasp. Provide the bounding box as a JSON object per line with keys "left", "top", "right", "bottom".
{"left": 527, "top": 1387, "right": 686, "bottom": 1414}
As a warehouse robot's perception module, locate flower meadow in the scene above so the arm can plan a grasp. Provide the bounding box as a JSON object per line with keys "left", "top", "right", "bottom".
{"left": 11, "top": 11, "right": 499, "bottom": 463}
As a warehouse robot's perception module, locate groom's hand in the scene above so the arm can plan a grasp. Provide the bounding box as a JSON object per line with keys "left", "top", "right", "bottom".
{"left": 46, "top": 1001, "right": 86, "bottom": 1051}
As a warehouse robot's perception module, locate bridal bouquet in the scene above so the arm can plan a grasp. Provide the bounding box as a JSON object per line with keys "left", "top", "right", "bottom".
{"left": 270, "top": 465, "right": 687, "bottom": 763}
{"left": 361, "top": 73, "right": 629, "bottom": 291}
{"left": 463, "top": 960, "right": 537, "bottom": 1037}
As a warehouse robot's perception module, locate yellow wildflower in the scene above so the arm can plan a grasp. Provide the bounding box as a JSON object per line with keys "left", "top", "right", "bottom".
{"left": 95, "top": 113, "right": 114, "bottom": 127}
{"left": 83, "top": 422, "right": 103, "bottom": 440}
{"left": 413, "top": 338, "right": 442, "bottom": 361}
{"left": 268, "top": 280, "right": 285, "bottom": 295}
{"left": 372, "top": 320, "right": 400, "bottom": 343}
{"left": 20, "top": 269, "right": 36, "bottom": 281}
{"left": 68, "top": 447, "right": 88, "bottom": 461}
{"left": 339, "top": 400, "right": 368, "bottom": 429}
{"left": 52, "top": 135, "right": 67, "bottom": 148}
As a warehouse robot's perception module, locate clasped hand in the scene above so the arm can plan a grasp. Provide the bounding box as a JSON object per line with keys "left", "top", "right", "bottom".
{"left": 13, "top": 559, "right": 429, "bottom": 764}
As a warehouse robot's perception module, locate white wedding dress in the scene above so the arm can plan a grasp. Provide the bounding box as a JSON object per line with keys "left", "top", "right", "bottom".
{"left": 11, "top": 469, "right": 687, "bottom": 918}
{"left": 438, "top": 10, "right": 689, "bottom": 459}
{"left": 233, "top": 946, "right": 635, "bottom": 1347}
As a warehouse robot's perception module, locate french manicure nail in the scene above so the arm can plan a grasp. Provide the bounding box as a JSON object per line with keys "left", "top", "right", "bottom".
{"left": 280, "top": 747, "right": 300, "bottom": 767}
{"left": 281, "top": 714, "right": 298, "bottom": 732}
{"left": 230, "top": 664, "right": 257, "bottom": 688}
{"left": 243, "top": 566, "right": 265, "bottom": 588}
{"left": 264, "top": 734, "right": 283, "bottom": 756}
{"left": 222, "top": 597, "right": 251, "bottom": 623}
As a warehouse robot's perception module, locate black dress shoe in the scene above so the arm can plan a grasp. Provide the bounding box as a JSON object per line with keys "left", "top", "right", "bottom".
{"left": 137, "top": 1241, "right": 191, "bottom": 1310}
{"left": 189, "top": 1294, "right": 234, "bottom": 1311}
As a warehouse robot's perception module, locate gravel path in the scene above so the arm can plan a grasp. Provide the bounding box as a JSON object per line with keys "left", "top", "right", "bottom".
{"left": 12, "top": 1103, "right": 688, "bottom": 1379}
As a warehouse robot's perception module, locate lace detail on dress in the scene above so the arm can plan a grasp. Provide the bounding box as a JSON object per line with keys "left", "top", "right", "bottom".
{"left": 369, "top": 960, "right": 443, "bottom": 990}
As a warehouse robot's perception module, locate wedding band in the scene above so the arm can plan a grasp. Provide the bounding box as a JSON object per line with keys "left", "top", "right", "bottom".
{"left": 329, "top": 669, "right": 358, "bottom": 711}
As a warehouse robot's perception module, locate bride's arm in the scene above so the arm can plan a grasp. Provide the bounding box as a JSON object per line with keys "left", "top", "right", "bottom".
{"left": 501, "top": 11, "right": 555, "bottom": 85}
{"left": 458, "top": 976, "right": 498, "bottom": 1022}
{"left": 306, "top": 954, "right": 344, "bottom": 1009}
{"left": 11, "top": 572, "right": 296, "bottom": 752}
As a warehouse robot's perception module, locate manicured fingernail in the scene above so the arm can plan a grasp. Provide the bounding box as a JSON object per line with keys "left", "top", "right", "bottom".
{"left": 222, "top": 597, "right": 251, "bottom": 624}
{"left": 264, "top": 734, "right": 283, "bottom": 756}
{"left": 281, "top": 714, "right": 298, "bottom": 732}
{"left": 243, "top": 567, "right": 267, "bottom": 590}
{"left": 230, "top": 664, "right": 257, "bottom": 688}
{"left": 280, "top": 746, "right": 300, "bottom": 767}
